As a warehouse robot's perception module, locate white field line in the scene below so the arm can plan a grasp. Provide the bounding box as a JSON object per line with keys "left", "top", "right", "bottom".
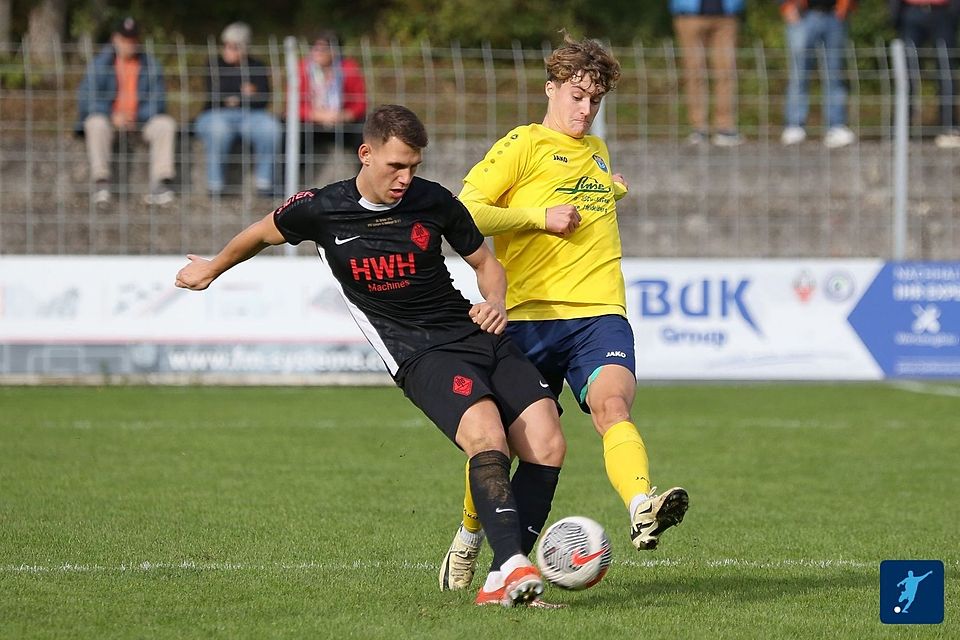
{"left": 4, "top": 558, "right": 956, "bottom": 575}
{"left": 891, "top": 381, "right": 960, "bottom": 399}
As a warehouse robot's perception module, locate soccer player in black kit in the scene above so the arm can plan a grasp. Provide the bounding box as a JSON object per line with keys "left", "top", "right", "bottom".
{"left": 175, "top": 105, "right": 565, "bottom": 608}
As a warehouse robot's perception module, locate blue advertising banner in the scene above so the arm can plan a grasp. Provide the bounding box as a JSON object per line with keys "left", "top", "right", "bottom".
{"left": 848, "top": 263, "right": 960, "bottom": 378}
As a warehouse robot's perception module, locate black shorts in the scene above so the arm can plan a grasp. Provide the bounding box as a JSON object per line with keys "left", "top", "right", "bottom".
{"left": 396, "top": 331, "right": 557, "bottom": 445}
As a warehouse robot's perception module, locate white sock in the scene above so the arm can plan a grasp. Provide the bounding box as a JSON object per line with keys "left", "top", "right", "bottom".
{"left": 459, "top": 526, "right": 484, "bottom": 547}
{"left": 483, "top": 570, "right": 502, "bottom": 591}
{"left": 498, "top": 553, "right": 532, "bottom": 578}
{"left": 629, "top": 493, "right": 651, "bottom": 517}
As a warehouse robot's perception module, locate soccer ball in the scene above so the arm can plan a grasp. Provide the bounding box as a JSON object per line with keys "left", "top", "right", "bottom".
{"left": 536, "top": 516, "right": 612, "bottom": 590}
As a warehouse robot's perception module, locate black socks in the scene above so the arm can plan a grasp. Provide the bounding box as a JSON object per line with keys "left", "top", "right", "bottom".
{"left": 511, "top": 460, "right": 561, "bottom": 555}
{"left": 468, "top": 450, "right": 523, "bottom": 570}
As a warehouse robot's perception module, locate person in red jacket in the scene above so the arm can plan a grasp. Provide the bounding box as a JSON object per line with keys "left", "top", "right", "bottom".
{"left": 297, "top": 30, "right": 367, "bottom": 176}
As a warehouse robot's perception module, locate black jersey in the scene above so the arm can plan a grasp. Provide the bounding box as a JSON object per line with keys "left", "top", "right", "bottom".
{"left": 272, "top": 176, "right": 486, "bottom": 375}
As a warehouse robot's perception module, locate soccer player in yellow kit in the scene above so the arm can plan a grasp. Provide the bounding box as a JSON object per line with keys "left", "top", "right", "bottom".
{"left": 440, "top": 35, "right": 689, "bottom": 591}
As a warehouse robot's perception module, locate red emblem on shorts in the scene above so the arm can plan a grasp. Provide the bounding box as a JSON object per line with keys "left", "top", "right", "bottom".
{"left": 452, "top": 375, "right": 474, "bottom": 396}
{"left": 411, "top": 223, "right": 430, "bottom": 250}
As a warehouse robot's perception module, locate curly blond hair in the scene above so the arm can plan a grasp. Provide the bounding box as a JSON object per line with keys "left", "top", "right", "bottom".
{"left": 545, "top": 33, "right": 621, "bottom": 94}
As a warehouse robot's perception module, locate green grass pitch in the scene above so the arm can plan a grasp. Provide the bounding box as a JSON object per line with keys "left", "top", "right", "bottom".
{"left": 1, "top": 383, "right": 957, "bottom": 639}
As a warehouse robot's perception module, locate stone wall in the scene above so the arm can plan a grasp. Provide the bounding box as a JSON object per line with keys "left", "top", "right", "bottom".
{"left": 1, "top": 135, "right": 956, "bottom": 259}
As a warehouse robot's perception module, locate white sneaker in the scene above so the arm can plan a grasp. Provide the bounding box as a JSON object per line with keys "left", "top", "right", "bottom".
{"left": 143, "top": 180, "right": 175, "bottom": 205}
{"left": 439, "top": 525, "right": 484, "bottom": 591}
{"left": 934, "top": 130, "right": 960, "bottom": 149}
{"left": 781, "top": 126, "right": 807, "bottom": 146}
{"left": 630, "top": 486, "right": 689, "bottom": 550}
{"left": 712, "top": 131, "right": 744, "bottom": 147}
{"left": 92, "top": 180, "right": 111, "bottom": 204}
{"left": 824, "top": 126, "right": 855, "bottom": 149}
{"left": 685, "top": 130, "right": 709, "bottom": 146}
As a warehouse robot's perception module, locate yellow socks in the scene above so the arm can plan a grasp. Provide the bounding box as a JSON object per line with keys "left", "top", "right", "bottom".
{"left": 602, "top": 421, "right": 651, "bottom": 509}
{"left": 462, "top": 459, "right": 483, "bottom": 533}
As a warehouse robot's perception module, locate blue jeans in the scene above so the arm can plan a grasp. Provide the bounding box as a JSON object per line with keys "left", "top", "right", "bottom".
{"left": 899, "top": 5, "right": 960, "bottom": 130}
{"left": 784, "top": 12, "right": 849, "bottom": 128}
{"left": 194, "top": 108, "right": 282, "bottom": 192}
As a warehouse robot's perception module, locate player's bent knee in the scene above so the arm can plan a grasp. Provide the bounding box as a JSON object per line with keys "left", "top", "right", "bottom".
{"left": 455, "top": 398, "right": 509, "bottom": 457}
{"left": 541, "top": 431, "right": 566, "bottom": 467}
{"left": 456, "top": 423, "right": 508, "bottom": 457}
{"left": 505, "top": 399, "right": 565, "bottom": 466}
{"left": 589, "top": 395, "right": 632, "bottom": 434}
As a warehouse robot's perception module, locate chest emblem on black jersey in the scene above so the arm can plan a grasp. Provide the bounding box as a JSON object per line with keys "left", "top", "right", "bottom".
{"left": 452, "top": 375, "right": 474, "bottom": 397}
{"left": 592, "top": 155, "right": 608, "bottom": 172}
{"left": 411, "top": 222, "right": 431, "bottom": 251}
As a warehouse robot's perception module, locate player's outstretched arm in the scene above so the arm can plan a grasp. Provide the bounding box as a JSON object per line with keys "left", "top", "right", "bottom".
{"left": 459, "top": 182, "right": 548, "bottom": 236}
{"left": 175, "top": 212, "right": 286, "bottom": 291}
{"left": 461, "top": 181, "right": 581, "bottom": 237}
{"left": 463, "top": 243, "right": 507, "bottom": 335}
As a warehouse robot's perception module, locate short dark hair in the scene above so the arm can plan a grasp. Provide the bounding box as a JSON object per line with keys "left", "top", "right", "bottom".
{"left": 545, "top": 33, "right": 621, "bottom": 95}
{"left": 312, "top": 29, "right": 339, "bottom": 46}
{"left": 363, "top": 105, "right": 429, "bottom": 150}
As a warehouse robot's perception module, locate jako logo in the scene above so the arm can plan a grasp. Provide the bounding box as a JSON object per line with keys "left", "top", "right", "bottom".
{"left": 553, "top": 154, "right": 568, "bottom": 163}
{"left": 605, "top": 351, "right": 627, "bottom": 358}
{"left": 631, "top": 278, "right": 761, "bottom": 335}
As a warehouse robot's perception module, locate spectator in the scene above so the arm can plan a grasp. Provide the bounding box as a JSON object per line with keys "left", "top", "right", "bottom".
{"left": 76, "top": 16, "right": 177, "bottom": 205}
{"left": 297, "top": 30, "right": 367, "bottom": 171}
{"left": 889, "top": 0, "right": 960, "bottom": 148}
{"left": 194, "top": 22, "right": 282, "bottom": 197}
{"left": 671, "top": 0, "right": 745, "bottom": 146}
{"left": 780, "top": 0, "right": 857, "bottom": 148}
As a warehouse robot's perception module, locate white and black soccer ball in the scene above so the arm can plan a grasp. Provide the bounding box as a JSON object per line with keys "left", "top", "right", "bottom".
{"left": 536, "top": 516, "right": 612, "bottom": 590}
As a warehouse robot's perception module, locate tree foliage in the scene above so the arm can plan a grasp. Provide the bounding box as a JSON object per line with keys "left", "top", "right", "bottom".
{"left": 11, "top": 0, "right": 900, "bottom": 46}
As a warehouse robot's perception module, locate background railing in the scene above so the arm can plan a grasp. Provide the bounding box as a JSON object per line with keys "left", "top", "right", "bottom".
{"left": 0, "top": 38, "right": 957, "bottom": 258}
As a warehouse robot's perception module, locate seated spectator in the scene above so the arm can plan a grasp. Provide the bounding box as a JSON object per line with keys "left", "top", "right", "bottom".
{"left": 194, "top": 22, "right": 282, "bottom": 197}
{"left": 76, "top": 16, "right": 177, "bottom": 205}
{"left": 297, "top": 30, "right": 367, "bottom": 172}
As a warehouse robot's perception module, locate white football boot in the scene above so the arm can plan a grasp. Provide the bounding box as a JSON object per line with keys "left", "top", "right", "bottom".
{"left": 630, "top": 487, "right": 689, "bottom": 550}
{"left": 439, "top": 524, "right": 484, "bottom": 591}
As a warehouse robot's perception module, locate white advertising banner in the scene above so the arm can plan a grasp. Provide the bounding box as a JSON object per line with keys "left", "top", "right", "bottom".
{"left": 2, "top": 256, "right": 957, "bottom": 381}
{"left": 622, "top": 259, "right": 885, "bottom": 380}
{"left": 0, "top": 255, "right": 366, "bottom": 343}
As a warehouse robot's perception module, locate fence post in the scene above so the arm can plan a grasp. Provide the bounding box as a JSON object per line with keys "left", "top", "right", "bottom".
{"left": 890, "top": 39, "right": 908, "bottom": 260}
{"left": 283, "top": 36, "right": 300, "bottom": 257}
{"left": 481, "top": 42, "right": 496, "bottom": 141}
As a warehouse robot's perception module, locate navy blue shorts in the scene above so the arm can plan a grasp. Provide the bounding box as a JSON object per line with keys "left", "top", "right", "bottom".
{"left": 505, "top": 314, "right": 636, "bottom": 413}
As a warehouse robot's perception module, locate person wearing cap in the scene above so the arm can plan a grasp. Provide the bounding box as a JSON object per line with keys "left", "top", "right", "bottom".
{"left": 75, "top": 16, "right": 177, "bottom": 205}
{"left": 194, "top": 21, "right": 282, "bottom": 198}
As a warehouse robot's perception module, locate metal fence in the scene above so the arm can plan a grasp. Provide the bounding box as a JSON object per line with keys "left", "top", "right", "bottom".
{"left": 0, "top": 37, "right": 957, "bottom": 258}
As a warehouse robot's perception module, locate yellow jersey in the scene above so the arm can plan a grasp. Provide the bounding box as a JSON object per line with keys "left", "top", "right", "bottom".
{"left": 461, "top": 123, "right": 627, "bottom": 321}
